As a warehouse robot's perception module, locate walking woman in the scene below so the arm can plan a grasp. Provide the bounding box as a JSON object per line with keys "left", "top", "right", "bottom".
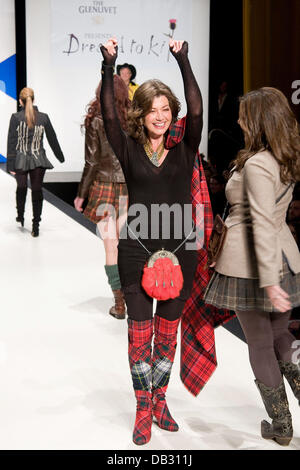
{"left": 100, "top": 37, "right": 203, "bottom": 445}
{"left": 7, "top": 87, "right": 65, "bottom": 237}
{"left": 205, "top": 87, "right": 300, "bottom": 446}
{"left": 74, "top": 75, "right": 130, "bottom": 319}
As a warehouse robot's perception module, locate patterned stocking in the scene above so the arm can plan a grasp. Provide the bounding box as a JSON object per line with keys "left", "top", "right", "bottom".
{"left": 152, "top": 315, "right": 180, "bottom": 432}
{"left": 128, "top": 318, "right": 153, "bottom": 445}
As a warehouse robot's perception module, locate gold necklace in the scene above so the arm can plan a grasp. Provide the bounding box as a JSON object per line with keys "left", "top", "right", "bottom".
{"left": 144, "top": 140, "right": 165, "bottom": 167}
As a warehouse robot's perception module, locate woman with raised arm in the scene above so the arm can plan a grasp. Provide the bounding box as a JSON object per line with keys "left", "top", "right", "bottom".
{"left": 205, "top": 87, "right": 300, "bottom": 446}
{"left": 100, "top": 37, "right": 202, "bottom": 445}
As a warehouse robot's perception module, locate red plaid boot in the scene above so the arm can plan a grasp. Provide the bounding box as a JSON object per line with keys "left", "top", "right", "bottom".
{"left": 152, "top": 315, "right": 180, "bottom": 432}
{"left": 128, "top": 318, "right": 153, "bottom": 445}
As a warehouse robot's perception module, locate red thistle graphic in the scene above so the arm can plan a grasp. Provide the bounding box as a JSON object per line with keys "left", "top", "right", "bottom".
{"left": 169, "top": 19, "right": 177, "bottom": 31}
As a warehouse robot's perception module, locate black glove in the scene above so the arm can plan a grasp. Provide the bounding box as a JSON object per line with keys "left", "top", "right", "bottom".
{"left": 169, "top": 41, "right": 188, "bottom": 64}
{"left": 100, "top": 43, "right": 118, "bottom": 67}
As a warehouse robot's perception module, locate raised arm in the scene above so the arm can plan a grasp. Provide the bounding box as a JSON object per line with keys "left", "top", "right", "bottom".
{"left": 170, "top": 40, "right": 203, "bottom": 153}
{"left": 100, "top": 38, "right": 127, "bottom": 162}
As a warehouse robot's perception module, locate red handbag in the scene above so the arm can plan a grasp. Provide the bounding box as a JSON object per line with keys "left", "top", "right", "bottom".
{"left": 141, "top": 249, "right": 184, "bottom": 301}
{"left": 127, "top": 223, "right": 194, "bottom": 301}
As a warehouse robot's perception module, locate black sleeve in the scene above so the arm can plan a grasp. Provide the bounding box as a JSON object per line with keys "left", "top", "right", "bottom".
{"left": 44, "top": 115, "right": 65, "bottom": 162}
{"left": 100, "top": 66, "right": 127, "bottom": 165}
{"left": 6, "top": 114, "right": 18, "bottom": 172}
{"left": 178, "top": 57, "right": 203, "bottom": 153}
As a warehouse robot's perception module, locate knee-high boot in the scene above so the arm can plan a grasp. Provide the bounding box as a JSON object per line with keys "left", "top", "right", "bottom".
{"left": 31, "top": 190, "right": 43, "bottom": 237}
{"left": 255, "top": 378, "right": 293, "bottom": 446}
{"left": 128, "top": 318, "right": 153, "bottom": 445}
{"left": 152, "top": 315, "right": 180, "bottom": 432}
{"left": 16, "top": 187, "right": 27, "bottom": 226}
{"left": 278, "top": 360, "right": 300, "bottom": 406}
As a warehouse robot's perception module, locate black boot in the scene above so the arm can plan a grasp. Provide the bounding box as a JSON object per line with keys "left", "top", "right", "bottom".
{"left": 31, "top": 190, "right": 43, "bottom": 237}
{"left": 255, "top": 379, "right": 293, "bottom": 446}
{"left": 278, "top": 360, "right": 300, "bottom": 406}
{"left": 16, "top": 187, "right": 27, "bottom": 227}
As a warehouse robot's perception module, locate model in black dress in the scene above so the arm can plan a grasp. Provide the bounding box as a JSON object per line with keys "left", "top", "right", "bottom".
{"left": 100, "top": 38, "right": 202, "bottom": 445}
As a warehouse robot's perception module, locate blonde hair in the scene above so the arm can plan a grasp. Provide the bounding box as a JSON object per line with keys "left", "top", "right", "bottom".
{"left": 127, "top": 80, "right": 180, "bottom": 145}
{"left": 19, "top": 87, "right": 36, "bottom": 129}
{"left": 233, "top": 87, "right": 300, "bottom": 183}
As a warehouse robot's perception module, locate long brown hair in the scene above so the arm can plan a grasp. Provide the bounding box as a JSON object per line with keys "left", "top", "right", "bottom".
{"left": 127, "top": 79, "right": 181, "bottom": 145}
{"left": 19, "top": 87, "right": 36, "bottom": 129}
{"left": 84, "top": 75, "right": 130, "bottom": 130}
{"left": 233, "top": 87, "right": 300, "bottom": 183}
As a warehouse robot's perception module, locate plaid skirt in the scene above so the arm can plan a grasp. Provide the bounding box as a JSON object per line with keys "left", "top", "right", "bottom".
{"left": 204, "top": 255, "right": 300, "bottom": 312}
{"left": 84, "top": 181, "right": 128, "bottom": 224}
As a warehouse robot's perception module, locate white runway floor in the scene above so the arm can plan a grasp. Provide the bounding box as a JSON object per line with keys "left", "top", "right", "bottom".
{"left": 0, "top": 170, "right": 299, "bottom": 451}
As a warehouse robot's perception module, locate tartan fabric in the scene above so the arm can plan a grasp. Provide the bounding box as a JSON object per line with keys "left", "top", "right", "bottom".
{"left": 131, "top": 361, "right": 152, "bottom": 391}
{"left": 152, "top": 315, "right": 179, "bottom": 432}
{"left": 128, "top": 319, "right": 153, "bottom": 380}
{"left": 133, "top": 390, "right": 152, "bottom": 445}
{"left": 128, "top": 320, "right": 153, "bottom": 445}
{"left": 204, "top": 255, "right": 300, "bottom": 313}
{"left": 152, "top": 389, "right": 179, "bottom": 432}
{"left": 152, "top": 316, "right": 179, "bottom": 388}
{"left": 152, "top": 357, "right": 172, "bottom": 389}
{"left": 84, "top": 181, "right": 128, "bottom": 224}
{"left": 166, "top": 118, "right": 235, "bottom": 397}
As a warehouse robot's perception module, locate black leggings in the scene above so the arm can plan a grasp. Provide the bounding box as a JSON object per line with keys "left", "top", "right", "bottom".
{"left": 15, "top": 168, "right": 46, "bottom": 191}
{"left": 124, "top": 288, "right": 188, "bottom": 321}
{"left": 236, "top": 309, "right": 295, "bottom": 388}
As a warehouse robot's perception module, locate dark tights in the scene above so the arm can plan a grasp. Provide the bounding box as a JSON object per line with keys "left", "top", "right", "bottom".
{"left": 124, "top": 290, "right": 187, "bottom": 321}
{"left": 15, "top": 168, "right": 46, "bottom": 191}
{"left": 236, "top": 309, "right": 295, "bottom": 388}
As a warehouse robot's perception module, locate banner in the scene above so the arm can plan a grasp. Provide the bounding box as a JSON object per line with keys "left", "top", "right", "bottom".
{"left": 51, "top": 0, "right": 192, "bottom": 73}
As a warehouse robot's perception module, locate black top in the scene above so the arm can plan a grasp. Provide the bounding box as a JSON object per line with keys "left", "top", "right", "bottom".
{"left": 100, "top": 49, "right": 203, "bottom": 289}
{"left": 7, "top": 106, "right": 64, "bottom": 172}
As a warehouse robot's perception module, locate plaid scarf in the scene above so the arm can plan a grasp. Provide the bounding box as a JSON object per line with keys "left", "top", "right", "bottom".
{"left": 166, "top": 117, "right": 235, "bottom": 396}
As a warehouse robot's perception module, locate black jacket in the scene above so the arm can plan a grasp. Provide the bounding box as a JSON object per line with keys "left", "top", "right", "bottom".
{"left": 7, "top": 106, "right": 64, "bottom": 172}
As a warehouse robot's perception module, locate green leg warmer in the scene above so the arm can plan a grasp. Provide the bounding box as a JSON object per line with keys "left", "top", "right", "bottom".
{"left": 105, "top": 264, "right": 121, "bottom": 291}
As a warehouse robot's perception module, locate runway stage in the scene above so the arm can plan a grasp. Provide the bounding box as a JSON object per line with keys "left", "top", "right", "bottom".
{"left": 0, "top": 169, "right": 299, "bottom": 450}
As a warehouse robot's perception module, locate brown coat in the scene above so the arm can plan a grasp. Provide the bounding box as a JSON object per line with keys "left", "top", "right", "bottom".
{"left": 77, "top": 115, "right": 125, "bottom": 199}
{"left": 215, "top": 150, "right": 300, "bottom": 287}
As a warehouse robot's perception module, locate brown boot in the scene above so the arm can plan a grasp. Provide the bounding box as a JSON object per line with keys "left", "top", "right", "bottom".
{"left": 109, "top": 289, "right": 126, "bottom": 319}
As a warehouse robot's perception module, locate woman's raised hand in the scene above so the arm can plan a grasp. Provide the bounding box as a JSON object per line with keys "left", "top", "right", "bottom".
{"left": 100, "top": 37, "right": 118, "bottom": 66}
{"left": 169, "top": 40, "right": 188, "bottom": 60}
